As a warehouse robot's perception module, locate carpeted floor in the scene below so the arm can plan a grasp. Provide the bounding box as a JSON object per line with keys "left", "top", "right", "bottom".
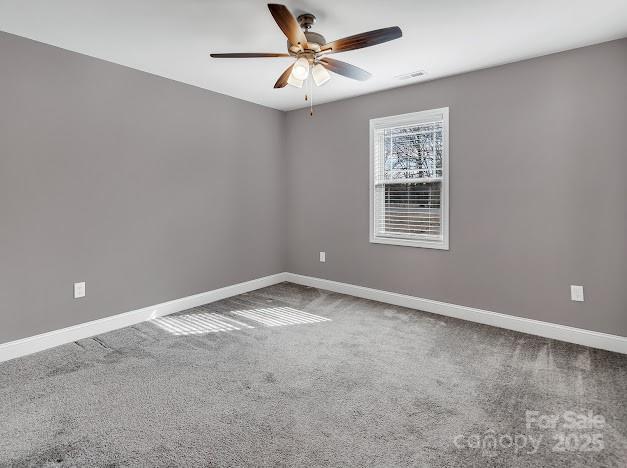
{"left": 1, "top": 282, "right": 625, "bottom": 467}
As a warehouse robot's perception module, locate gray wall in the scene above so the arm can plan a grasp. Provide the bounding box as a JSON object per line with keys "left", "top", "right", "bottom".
{"left": 0, "top": 32, "right": 286, "bottom": 342}
{"left": 2, "top": 32, "right": 625, "bottom": 343}
{"left": 285, "top": 39, "right": 627, "bottom": 336}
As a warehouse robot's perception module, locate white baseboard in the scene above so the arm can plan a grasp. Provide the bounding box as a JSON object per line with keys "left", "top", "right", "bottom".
{"left": 0, "top": 273, "right": 288, "bottom": 363}
{"left": 284, "top": 273, "right": 627, "bottom": 354}
{"left": 2, "top": 271, "right": 625, "bottom": 362}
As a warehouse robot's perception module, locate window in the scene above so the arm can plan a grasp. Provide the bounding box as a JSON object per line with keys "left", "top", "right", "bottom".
{"left": 370, "top": 108, "right": 449, "bottom": 249}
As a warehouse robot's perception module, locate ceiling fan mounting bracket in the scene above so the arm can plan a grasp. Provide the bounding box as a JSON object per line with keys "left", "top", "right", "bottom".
{"left": 297, "top": 13, "right": 317, "bottom": 30}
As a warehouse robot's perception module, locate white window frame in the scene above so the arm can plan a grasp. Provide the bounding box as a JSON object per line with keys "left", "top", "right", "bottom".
{"left": 369, "top": 107, "right": 449, "bottom": 250}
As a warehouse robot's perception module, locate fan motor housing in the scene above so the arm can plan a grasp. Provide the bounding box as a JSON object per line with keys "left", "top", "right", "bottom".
{"left": 288, "top": 31, "right": 326, "bottom": 56}
{"left": 286, "top": 13, "right": 326, "bottom": 56}
{"left": 304, "top": 31, "right": 326, "bottom": 47}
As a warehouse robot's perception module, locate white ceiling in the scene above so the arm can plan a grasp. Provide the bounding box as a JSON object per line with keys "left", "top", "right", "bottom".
{"left": 1, "top": 0, "right": 626, "bottom": 111}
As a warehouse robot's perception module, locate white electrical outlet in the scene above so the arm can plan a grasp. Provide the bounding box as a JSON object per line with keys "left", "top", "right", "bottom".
{"left": 74, "top": 282, "right": 86, "bottom": 299}
{"left": 570, "top": 285, "right": 584, "bottom": 302}
{"left": 319, "top": 251, "right": 326, "bottom": 263}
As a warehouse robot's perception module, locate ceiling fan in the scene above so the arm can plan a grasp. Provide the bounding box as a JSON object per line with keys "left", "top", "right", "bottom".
{"left": 210, "top": 3, "right": 402, "bottom": 89}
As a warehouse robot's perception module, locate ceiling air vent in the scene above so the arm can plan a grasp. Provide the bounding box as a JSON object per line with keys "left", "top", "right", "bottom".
{"left": 395, "top": 70, "right": 426, "bottom": 80}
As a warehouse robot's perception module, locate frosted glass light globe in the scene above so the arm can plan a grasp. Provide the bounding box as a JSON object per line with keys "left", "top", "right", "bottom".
{"left": 292, "top": 57, "right": 310, "bottom": 80}
{"left": 312, "top": 63, "right": 330, "bottom": 86}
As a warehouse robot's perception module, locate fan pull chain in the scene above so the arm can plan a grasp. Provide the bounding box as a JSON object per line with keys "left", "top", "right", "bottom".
{"left": 309, "top": 77, "right": 314, "bottom": 117}
{"left": 305, "top": 77, "right": 309, "bottom": 102}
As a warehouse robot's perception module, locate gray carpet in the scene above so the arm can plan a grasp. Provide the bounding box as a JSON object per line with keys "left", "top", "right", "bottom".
{"left": 1, "top": 282, "right": 625, "bottom": 467}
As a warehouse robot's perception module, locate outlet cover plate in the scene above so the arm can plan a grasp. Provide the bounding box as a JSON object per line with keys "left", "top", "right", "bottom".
{"left": 570, "top": 285, "right": 584, "bottom": 302}
{"left": 74, "top": 282, "right": 86, "bottom": 299}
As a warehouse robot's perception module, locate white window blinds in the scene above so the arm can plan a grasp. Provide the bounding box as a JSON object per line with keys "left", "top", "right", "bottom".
{"left": 370, "top": 108, "right": 449, "bottom": 249}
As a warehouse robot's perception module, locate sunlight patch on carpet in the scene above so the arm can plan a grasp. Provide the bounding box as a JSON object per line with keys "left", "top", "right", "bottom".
{"left": 151, "top": 312, "right": 253, "bottom": 336}
{"left": 231, "top": 307, "right": 331, "bottom": 327}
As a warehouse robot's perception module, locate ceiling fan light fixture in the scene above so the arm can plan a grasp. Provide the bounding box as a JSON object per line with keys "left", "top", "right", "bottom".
{"left": 312, "top": 63, "right": 330, "bottom": 86}
{"left": 292, "top": 57, "right": 310, "bottom": 80}
{"left": 287, "top": 74, "right": 304, "bottom": 88}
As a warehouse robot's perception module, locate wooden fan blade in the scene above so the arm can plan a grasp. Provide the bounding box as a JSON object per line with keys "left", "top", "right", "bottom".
{"left": 319, "top": 58, "right": 371, "bottom": 81}
{"left": 274, "top": 63, "right": 295, "bottom": 88}
{"left": 267, "top": 4, "right": 307, "bottom": 47}
{"left": 210, "top": 53, "right": 290, "bottom": 58}
{"left": 320, "top": 26, "right": 402, "bottom": 54}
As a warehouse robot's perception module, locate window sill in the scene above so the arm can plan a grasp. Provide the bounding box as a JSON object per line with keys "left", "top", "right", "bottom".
{"left": 370, "top": 235, "right": 449, "bottom": 250}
